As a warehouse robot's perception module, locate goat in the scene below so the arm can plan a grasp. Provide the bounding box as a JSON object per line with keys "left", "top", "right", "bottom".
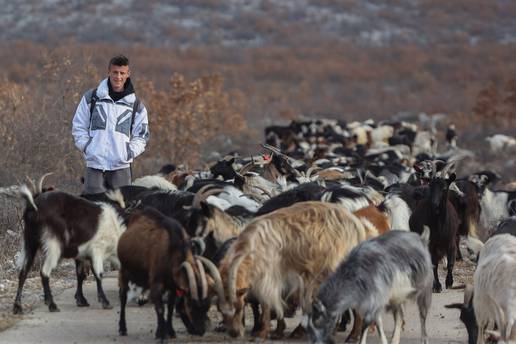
{"left": 409, "top": 161, "right": 460, "bottom": 292}
{"left": 473, "top": 234, "right": 516, "bottom": 344}
{"left": 117, "top": 206, "right": 223, "bottom": 341}
{"left": 485, "top": 134, "right": 516, "bottom": 153}
{"left": 446, "top": 219, "right": 516, "bottom": 344}
{"left": 306, "top": 230, "right": 433, "bottom": 344}
{"left": 0, "top": 177, "right": 126, "bottom": 314}
{"left": 216, "top": 201, "right": 378, "bottom": 339}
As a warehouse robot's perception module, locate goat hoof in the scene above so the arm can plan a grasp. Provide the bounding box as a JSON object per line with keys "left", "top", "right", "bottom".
{"left": 167, "top": 330, "right": 176, "bottom": 339}
{"left": 75, "top": 297, "right": 90, "bottom": 307}
{"left": 48, "top": 303, "right": 60, "bottom": 312}
{"left": 119, "top": 329, "right": 127, "bottom": 336}
{"left": 102, "top": 303, "right": 113, "bottom": 310}
{"left": 12, "top": 303, "right": 23, "bottom": 315}
{"left": 445, "top": 277, "right": 453, "bottom": 289}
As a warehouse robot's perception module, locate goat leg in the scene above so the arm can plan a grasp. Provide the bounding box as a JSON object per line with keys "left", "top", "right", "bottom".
{"left": 74, "top": 260, "right": 90, "bottom": 307}
{"left": 41, "top": 272, "right": 59, "bottom": 312}
{"left": 165, "top": 291, "right": 177, "bottom": 338}
{"left": 118, "top": 273, "right": 128, "bottom": 336}
{"left": 346, "top": 310, "right": 363, "bottom": 343}
{"left": 151, "top": 284, "right": 167, "bottom": 342}
{"left": 432, "top": 257, "right": 442, "bottom": 293}
{"left": 272, "top": 318, "right": 287, "bottom": 339}
{"left": 445, "top": 245, "right": 456, "bottom": 289}
{"left": 254, "top": 304, "right": 271, "bottom": 339}
{"left": 12, "top": 246, "right": 37, "bottom": 314}
{"left": 250, "top": 301, "right": 262, "bottom": 336}
{"left": 90, "top": 257, "right": 111, "bottom": 309}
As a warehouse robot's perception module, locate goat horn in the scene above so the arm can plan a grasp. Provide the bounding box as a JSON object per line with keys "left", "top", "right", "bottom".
{"left": 196, "top": 255, "right": 225, "bottom": 301}
{"left": 181, "top": 261, "right": 199, "bottom": 301}
{"left": 250, "top": 185, "right": 272, "bottom": 198}
{"left": 228, "top": 254, "right": 247, "bottom": 305}
{"left": 440, "top": 161, "right": 456, "bottom": 178}
{"left": 25, "top": 176, "right": 36, "bottom": 194}
{"left": 195, "top": 257, "right": 208, "bottom": 300}
{"left": 37, "top": 172, "right": 53, "bottom": 194}
{"left": 191, "top": 185, "right": 223, "bottom": 209}
{"left": 238, "top": 162, "right": 253, "bottom": 175}
{"left": 261, "top": 143, "right": 282, "bottom": 154}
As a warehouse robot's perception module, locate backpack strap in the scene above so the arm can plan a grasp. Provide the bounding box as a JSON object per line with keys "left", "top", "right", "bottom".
{"left": 88, "top": 88, "right": 98, "bottom": 116}
{"left": 130, "top": 97, "right": 141, "bottom": 136}
{"left": 84, "top": 87, "right": 98, "bottom": 132}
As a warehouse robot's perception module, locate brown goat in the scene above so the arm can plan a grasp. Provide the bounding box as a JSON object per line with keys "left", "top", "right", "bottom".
{"left": 117, "top": 207, "right": 223, "bottom": 341}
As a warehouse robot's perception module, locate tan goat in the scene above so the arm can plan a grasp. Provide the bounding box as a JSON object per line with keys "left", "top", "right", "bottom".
{"left": 216, "top": 201, "right": 379, "bottom": 339}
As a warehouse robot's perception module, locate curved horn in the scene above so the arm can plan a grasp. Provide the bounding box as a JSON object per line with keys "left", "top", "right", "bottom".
{"left": 37, "top": 172, "right": 53, "bottom": 194}
{"left": 195, "top": 257, "right": 208, "bottom": 300}
{"left": 238, "top": 161, "right": 256, "bottom": 175}
{"left": 250, "top": 185, "right": 272, "bottom": 198}
{"left": 440, "top": 161, "right": 456, "bottom": 178}
{"left": 306, "top": 166, "right": 317, "bottom": 179}
{"left": 181, "top": 261, "right": 199, "bottom": 301}
{"left": 191, "top": 185, "right": 224, "bottom": 209}
{"left": 195, "top": 256, "right": 226, "bottom": 302}
{"left": 25, "top": 176, "right": 36, "bottom": 195}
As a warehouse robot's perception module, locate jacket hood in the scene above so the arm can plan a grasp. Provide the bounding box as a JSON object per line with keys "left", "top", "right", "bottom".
{"left": 96, "top": 78, "right": 136, "bottom": 104}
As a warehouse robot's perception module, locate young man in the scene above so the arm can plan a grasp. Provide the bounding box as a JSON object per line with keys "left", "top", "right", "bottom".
{"left": 72, "top": 55, "right": 149, "bottom": 194}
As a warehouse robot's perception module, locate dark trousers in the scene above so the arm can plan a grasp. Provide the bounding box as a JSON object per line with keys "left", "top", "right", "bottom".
{"left": 83, "top": 167, "right": 131, "bottom": 194}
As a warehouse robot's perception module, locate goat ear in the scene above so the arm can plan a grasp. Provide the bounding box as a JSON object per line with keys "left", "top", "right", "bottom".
{"left": 447, "top": 173, "right": 456, "bottom": 183}
{"left": 229, "top": 157, "right": 235, "bottom": 164}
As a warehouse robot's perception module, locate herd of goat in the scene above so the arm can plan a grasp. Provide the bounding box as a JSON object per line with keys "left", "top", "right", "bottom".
{"left": 1, "top": 117, "right": 515, "bottom": 344}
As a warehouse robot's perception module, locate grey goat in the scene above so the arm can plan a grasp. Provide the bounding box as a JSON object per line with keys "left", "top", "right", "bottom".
{"left": 305, "top": 230, "right": 433, "bottom": 344}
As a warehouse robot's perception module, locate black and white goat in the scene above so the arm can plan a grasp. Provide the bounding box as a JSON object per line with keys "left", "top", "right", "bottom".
{"left": 0, "top": 177, "right": 126, "bottom": 314}
{"left": 305, "top": 230, "right": 433, "bottom": 344}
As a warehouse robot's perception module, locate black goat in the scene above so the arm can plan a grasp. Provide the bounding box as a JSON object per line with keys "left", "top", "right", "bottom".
{"left": 409, "top": 162, "right": 460, "bottom": 293}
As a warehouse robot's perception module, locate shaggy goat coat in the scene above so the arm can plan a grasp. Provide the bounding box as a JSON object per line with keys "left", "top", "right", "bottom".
{"left": 218, "top": 201, "right": 378, "bottom": 337}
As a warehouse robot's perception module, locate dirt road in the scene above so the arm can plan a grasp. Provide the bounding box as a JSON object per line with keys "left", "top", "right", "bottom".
{"left": 0, "top": 271, "right": 468, "bottom": 344}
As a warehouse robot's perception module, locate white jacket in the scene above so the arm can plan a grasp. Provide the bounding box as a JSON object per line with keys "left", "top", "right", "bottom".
{"left": 72, "top": 78, "right": 149, "bottom": 171}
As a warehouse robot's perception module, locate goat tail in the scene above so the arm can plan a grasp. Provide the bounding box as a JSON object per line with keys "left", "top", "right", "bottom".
{"left": 0, "top": 184, "right": 37, "bottom": 211}
{"left": 105, "top": 189, "right": 125, "bottom": 209}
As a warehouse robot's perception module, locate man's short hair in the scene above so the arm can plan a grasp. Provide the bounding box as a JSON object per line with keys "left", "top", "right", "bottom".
{"left": 109, "top": 55, "right": 129, "bottom": 68}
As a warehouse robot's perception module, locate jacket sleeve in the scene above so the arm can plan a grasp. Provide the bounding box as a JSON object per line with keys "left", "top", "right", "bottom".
{"left": 128, "top": 102, "right": 149, "bottom": 159}
{"left": 71, "top": 95, "right": 91, "bottom": 152}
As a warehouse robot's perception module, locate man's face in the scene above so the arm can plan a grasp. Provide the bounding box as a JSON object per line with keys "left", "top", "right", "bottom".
{"left": 108, "top": 64, "right": 130, "bottom": 92}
